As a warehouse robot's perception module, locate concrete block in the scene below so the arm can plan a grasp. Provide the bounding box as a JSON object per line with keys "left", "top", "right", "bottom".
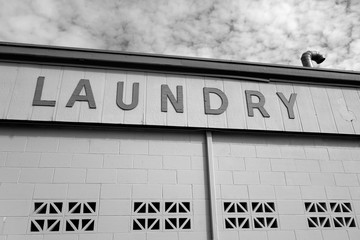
{"left": 238, "top": 231, "right": 267, "bottom": 240}
{"left": 133, "top": 155, "right": 162, "bottom": 169}
{"left": 256, "top": 145, "right": 281, "bottom": 158}
{"left": 104, "top": 154, "right": 132, "bottom": 168}
{"left": 343, "top": 161, "right": 360, "bottom": 173}
{"left": 230, "top": 144, "right": 256, "bottom": 157}
{"left": 193, "top": 185, "right": 208, "bottom": 199}
{"left": 117, "top": 169, "right": 147, "bottom": 183}
{"left": 216, "top": 171, "right": 233, "bottom": 184}
{"left": 285, "top": 172, "right": 311, "bottom": 185}
{"left": 213, "top": 143, "right": 231, "bottom": 156}
{"left": 193, "top": 200, "right": 208, "bottom": 214}
{"left": 310, "top": 173, "right": 335, "bottom": 186}
{"left": 114, "top": 233, "right": 146, "bottom": 240}
{"left": 349, "top": 187, "right": 360, "bottom": 199}
{"left": 234, "top": 171, "right": 260, "bottom": 185}
{"left": 53, "top": 168, "right": 86, "bottom": 183}
{"left": 295, "top": 160, "right": 320, "bottom": 172}
{"left": 120, "top": 140, "right": 148, "bottom": 154}
{"left": 245, "top": 158, "right": 271, "bottom": 171}
{"left": 320, "top": 161, "right": 344, "bottom": 172}
{"left": 268, "top": 231, "right": 296, "bottom": 240}
{"left": 43, "top": 234, "right": 78, "bottom": 240}
{"left": 2, "top": 217, "right": 28, "bottom": 234}
{"left": 19, "top": 168, "right": 54, "bottom": 183}
{"left": 6, "top": 152, "right": 41, "bottom": 167}
{"left": 163, "top": 185, "right": 192, "bottom": 199}
{"left": 147, "top": 232, "right": 179, "bottom": 240}
{"left": 280, "top": 215, "right": 307, "bottom": 229}
{"left": 221, "top": 185, "right": 248, "bottom": 199}
{"left": 219, "top": 231, "right": 239, "bottom": 240}
{"left": 163, "top": 156, "right": 191, "bottom": 169}
{"left": 348, "top": 229, "right": 360, "bottom": 240}
{"left": 177, "top": 170, "right": 205, "bottom": 184}
{"left": 132, "top": 184, "right": 162, "bottom": 199}
{"left": 149, "top": 141, "right": 202, "bottom": 156}
{"left": 40, "top": 153, "right": 72, "bottom": 167}
{"left": 328, "top": 148, "right": 353, "bottom": 161}
{"left": 0, "top": 183, "right": 34, "bottom": 199}
{"left": 304, "top": 147, "right": 329, "bottom": 160}
{"left": 26, "top": 137, "right": 58, "bottom": 152}
{"left": 79, "top": 234, "right": 113, "bottom": 240}
{"left": 260, "top": 172, "right": 285, "bottom": 185}
{"left": 277, "top": 200, "right": 304, "bottom": 214}
{"left": 281, "top": 146, "right": 306, "bottom": 159}
{"left": 58, "top": 138, "right": 89, "bottom": 153}
{"left": 179, "top": 232, "right": 209, "bottom": 240}
{"left": 275, "top": 186, "right": 301, "bottom": 199}
{"left": 101, "top": 184, "right": 132, "bottom": 199}
{"left": 0, "top": 168, "right": 20, "bottom": 182}
{"left": 97, "top": 216, "right": 130, "bottom": 232}
{"left": 295, "top": 230, "right": 322, "bottom": 240}
{"left": 0, "top": 200, "right": 31, "bottom": 216}
{"left": 90, "top": 139, "right": 119, "bottom": 154}
{"left": 271, "top": 158, "right": 296, "bottom": 171}
{"left": 99, "top": 199, "right": 131, "bottom": 215}
{"left": 148, "top": 170, "right": 176, "bottom": 184}
{"left": 86, "top": 169, "right": 117, "bottom": 183}
{"left": 34, "top": 184, "right": 67, "bottom": 199}
{"left": 7, "top": 235, "right": 44, "bottom": 240}
{"left": 0, "top": 152, "right": 6, "bottom": 166}
{"left": 217, "top": 156, "right": 245, "bottom": 171}
{"left": 301, "top": 186, "right": 326, "bottom": 199}
{"left": 326, "top": 186, "right": 351, "bottom": 199}
{"left": 191, "top": 156, "right": 205, "bottom": 170}
{"left": 67, "top": 184, "right": 100, "bottom": 199}
{"left": 72, "top": 154, "right": 103, "bottom": 168}
{"left": 248, "top": 185, "right": 275, "bottom": 199}
{"left": 334, "top": 173, "right": 359, "bottom": 186}
{"left": 0, "top": 136, "right": 26, "bottom": 152}
{"left": 322, "top": 230, "right": 349, "bottom": 240}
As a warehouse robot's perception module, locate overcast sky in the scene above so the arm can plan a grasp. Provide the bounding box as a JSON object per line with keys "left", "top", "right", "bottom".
{"left": 0, "top": 0, "right": 359, "bottom": 70}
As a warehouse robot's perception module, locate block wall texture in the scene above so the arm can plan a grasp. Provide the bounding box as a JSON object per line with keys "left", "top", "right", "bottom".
{"left": 0, "top": 125, "right": 209, "bottom": 240}
{"left": 213, "top": 132, "right": 360, "bottom": 240}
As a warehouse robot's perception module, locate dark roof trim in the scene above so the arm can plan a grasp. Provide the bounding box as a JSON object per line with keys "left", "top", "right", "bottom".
{"left": 0, "top": 42, "right": 359, "bottom": 87}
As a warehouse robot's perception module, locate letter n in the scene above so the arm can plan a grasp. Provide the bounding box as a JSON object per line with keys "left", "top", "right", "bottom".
{"left": 161, "top": 85, "right": 183, "bottom": 113}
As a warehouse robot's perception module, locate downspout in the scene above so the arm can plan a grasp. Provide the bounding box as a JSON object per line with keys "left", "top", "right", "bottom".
{"left": 301, "top": 51, "right": 326, "bottom": 67}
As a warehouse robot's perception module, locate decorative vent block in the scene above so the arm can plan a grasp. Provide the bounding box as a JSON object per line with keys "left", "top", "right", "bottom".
{"left": 33, "top": 202, "right": 63, "bottom": 215}
{"left": 307, "top": 217, "right": 331, "bottom": 228}
{"left": 65, "top": 218, "right": 96, "bottom": 232}
{"left": 253, "top": 217, "right": 278, "bottom": 229}
{"left": 68, "top": 202, "right": 97, "bottom": 215}
{"left": 165, "top": 202, "right": 191, "bottom": 214}
{"left": 133, "top": 202, "right": 161, "bottom": 214}
{"left": 251, "top": 202, "right": 276, "bottom": 213}
{"left": 224, "top": 202, "right": 248, "bottom": 214}
{"left": 133, "top": 218, "right": 161, "bottom": 231}
{"left": 30, "top": 218, "right": 62, "bottom": 233}
{"left": 305, "top": 202, "right": 327, "bottom": 213}
{"left": 333, "top": 217, "right": 356, "bottom": 228}
{"left": 225, "top": 217, "right": 251, "bottom": 229}
{"left": 164, "top": 218, "right": 191, "bottom": 230}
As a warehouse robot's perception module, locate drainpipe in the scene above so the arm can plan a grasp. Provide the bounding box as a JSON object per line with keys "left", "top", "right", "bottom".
{"left": 301, "top": 51, "right": 326, "bottom": 67}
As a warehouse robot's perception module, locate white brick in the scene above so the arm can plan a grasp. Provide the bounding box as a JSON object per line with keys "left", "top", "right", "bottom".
{"left": 310, "top": 173, "right": 335, "bottom": 186}
{"left": 328, "top": 148, "right": 353, "bottom": 161}
{"left": 281, "top": 146, "right": 306, "bottom": 159}
{"left": 213, "top": 143, "right": 231, "bottom": 156}
{"left": 99, "top": 200, "right": 131, "bottom": 215}
{"left": 275, "top": 186, "right": 301, "bottom": 199}
{"left": 277, "top": 200, "right": 304, "bottom": 214}
{"left": 147, "top": 232, "right": 179, "bottom": 240}
{"left": 322, "top": 230, "right": 349, "bottom": 240}
{"left": 58, "top": 138, "right": 89, "bottom": 153}
{"left": 79, "top": 234, "right": 113, "bottom": 240}
{"left": 101, "top": 184, "right": 132, "bottom": 199}
{"left": 268, "top": 231, "right": 295, "bottom": 240}
{"left": 217, "top": 156, "right": 245, "bottom": 171}
{"left": 104, "top": 154, "right": 132, "bottom": 168}
{"left": 343, "top": 161, "right": 360, "bottom": 173}
{"left": 114, "top": 233, "right": 146, "bottom": 240}
{"left": 219, "top": 231, "right": 238, "bottom": 239}
{"left": 97, "top": 216, "right": 130, "bottom": 232}
{"left": 40, "top": 153, "right": 72, "bottom": 167}
{"left": 43, "top": 234, "right": 78, "bottom": 240}
{"left": 34, "top": 184, "right": 67, "bottom": 199}
{"left": 0, "top": 200, "right": 31, "bottom": 216}
{"left": 53, "top": 168, "right": 86, "bottom": 183}
{"left": 233, "top": 172, "right": 260, "bottom": 185}
{"left": 320, "top": 161, "right": 344, "bottom": 172}
{"left": 221, "top": 185, "right": 248, "bottom": 199}
{"left": 163, "top": 156, "right": 191, "bottom": 169}
{"left": 120, "top": 140, "right": 148, "bottom": 154}
{"left": 2, "top": 217, "right": 28, "bottom": 234}
{"left": 6, "top": 152, "right": 41, "bottom": 167}
{"left": 163, "top": 185, "right": 192, "bottom": 199}
{"left": 295, "top": 160, "right": 320, "bottom": 172}
{"left": 87, "top": 169, "right": 117, "bottom": 183}
{"left": 216, "top": 171, "right": 233, "bottom": 184}
{"left": 0, "top": 183, "right": 34, "bottom": 199}
{"left": 193, "top": 200, "right": 208, "bottom": 214}
{"left": 301, "top": 186, "right": 326, "bottom": 199}
{"left": 305, "top": 147, "right": 329, "bottom": 160}
{"left": 280, "top": 215, "right": 307, "bottom": 229}
{"left": 148, "top": 170, "right": 176, "bottom": 184}
{"left": 349, "top": 187, "right": 360, "bottom": 199}
{"left": 260, "top": 172, "right": 285, "bottom": 185}
{"left": 26, "top": 137, "right": 58, "bottom": 152}
{"left": 19, "top": 168, "right": 54, "bottom": 183}
{"left": 256, "top": 145, "right": 281, "bottom": 158}
{"left": 177, "top": 170, "right": 204, "bottom": 184}
{"left": 334, "top": 173, "right": 359, "bottom": 186}
{"left": 295, "top": 230, "right": 322, "bottom": 240}
{"left": 67, "top": 184, "right": 100, "bottom": 199}
{"left": 149, "top": 141, "right": 199, "bottom": 156}
{"left": 117, "top": 169, "right": 147, "bottom": 183}
{"left": 90, "top": 139, "right": 119, "bottom": 153}
{"left": 245, "top": 158, "right": 271, "bottom": 171}
{"left": 0, "top": 168, "right": 20, "bottom": 182}
{"left": 248, "top": 185, "right": 275, "bottom": 199}
{"left": 193, "top": 185, "right": 208, "bottom": 199}
{"left": 72, "top": 154, "right": 103, "bottom": 168}
{"left": 286, "top": 172, "right": 311, "bottom": 185}
{"left": 271, "top": 158, "right": 296, "bottom": 171}
{"left": 179, "top": 232, "right": 209, "bottom": 240}
{"left": 348, "top": 229, "right": 360, "bottom": 240}
{"left": 238, "top": 231, "right": 267, "bottom": 240}
{"left": 132, "top": 184, "right": 162, "bottom": 199}
{"left": 230, "top": 144, "right": 256, "bottom": 157}
{"left": 326, "top": 186, "right": 351, "bottom": 199}
{"left": 0, "top": 152, "right": 6, "bottom": 166}
{"left": 133, "top": 155, "right": 162, "bottom": 169}
{"left": 0, "top": 136, "right": 26, "bottom": 152}
{"left": 191, "top": 156, "right": 205, "bottom": 169}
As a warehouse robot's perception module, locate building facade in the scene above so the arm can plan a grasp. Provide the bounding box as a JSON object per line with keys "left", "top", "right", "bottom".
{"left": 0, "top": 43, "right": 360, "bottom": 240}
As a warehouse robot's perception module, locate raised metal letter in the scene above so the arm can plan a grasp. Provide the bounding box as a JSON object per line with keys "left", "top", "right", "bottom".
{"left": 66, "top": 79, "right": 96, "bottom": 109}
{"left": 203, "top": 88, "right": 228, "bottom": 115}
{"left": 32, "top": 76, "right": 56, "bottom": 107}
{"left": 245, "top": 90, "right": 270, "bottom": 118}
{"left": 161, "top": 85, "right": 183, "bottom": 113}
{"left": 117, "top": 82, "right": 139, "bottom": 110}
{"left": 276, "top": 92, "right": 297, "bottom": 119}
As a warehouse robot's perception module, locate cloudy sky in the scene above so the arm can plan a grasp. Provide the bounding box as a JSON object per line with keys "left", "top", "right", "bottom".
{"left": 0, "top": 0, "right": 359, "bottom": 70}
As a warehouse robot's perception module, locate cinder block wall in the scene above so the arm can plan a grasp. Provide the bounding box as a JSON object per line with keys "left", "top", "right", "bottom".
{"left": 0, "top": 125, "right": 209, "bottom": 240}
{"left": 213, "top": 132, "right": 360, "bottom": 240}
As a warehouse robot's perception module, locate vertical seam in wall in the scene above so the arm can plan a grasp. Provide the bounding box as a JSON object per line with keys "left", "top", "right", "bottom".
{"left": 205, "top": 131, "right": 219, "bottom": 240}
